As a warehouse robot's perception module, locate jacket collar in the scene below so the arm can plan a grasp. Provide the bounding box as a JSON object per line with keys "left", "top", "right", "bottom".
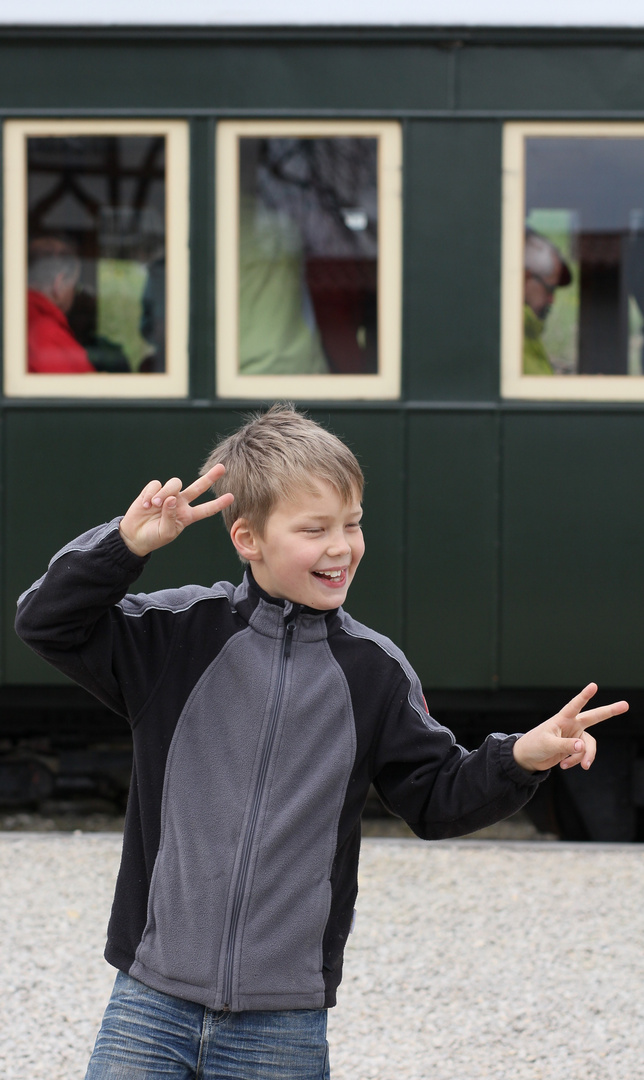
{"left": 234, "top": 567, "right": 340, "bottom": 641}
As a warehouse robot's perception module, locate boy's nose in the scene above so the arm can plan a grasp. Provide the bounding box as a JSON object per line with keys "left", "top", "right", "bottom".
{"left": 326, "top": 532, "right": 351, "bottom": 557}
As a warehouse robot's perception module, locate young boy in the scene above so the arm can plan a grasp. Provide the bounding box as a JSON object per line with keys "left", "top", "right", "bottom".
{"left": 15, "top": 404, "right": 628, "bottom": 1080}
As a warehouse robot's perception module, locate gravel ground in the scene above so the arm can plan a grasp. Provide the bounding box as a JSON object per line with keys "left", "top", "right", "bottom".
{"left": 1, "top": 833, "right": 643, "bottom": 1080}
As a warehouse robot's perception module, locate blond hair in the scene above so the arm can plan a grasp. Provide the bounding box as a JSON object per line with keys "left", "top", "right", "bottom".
{"left": 201, "top": 403, "right": 364, "bottom": 536}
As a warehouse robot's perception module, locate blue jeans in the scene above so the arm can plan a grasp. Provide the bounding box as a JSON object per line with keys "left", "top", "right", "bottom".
{"left": 85, "top": 972, "right": 331, "bottom": 1080}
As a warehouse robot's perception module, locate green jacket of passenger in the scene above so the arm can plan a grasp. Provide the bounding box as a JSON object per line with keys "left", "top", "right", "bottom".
{"left": 523, "top": 304, "right": 553, "bottom": 375}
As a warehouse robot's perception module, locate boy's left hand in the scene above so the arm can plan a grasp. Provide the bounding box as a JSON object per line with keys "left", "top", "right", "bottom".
{"left": 512, "top": 683, "right": 629, "bottom": 773}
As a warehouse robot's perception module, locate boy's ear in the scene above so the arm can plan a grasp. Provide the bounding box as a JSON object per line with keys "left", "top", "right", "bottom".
{"left": 230, "top": 518, "right": 263, "bottom": 562}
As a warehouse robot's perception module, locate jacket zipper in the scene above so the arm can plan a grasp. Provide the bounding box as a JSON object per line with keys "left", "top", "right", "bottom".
{"left": 222, "top": 613, "right": 296, "bottom": 1008}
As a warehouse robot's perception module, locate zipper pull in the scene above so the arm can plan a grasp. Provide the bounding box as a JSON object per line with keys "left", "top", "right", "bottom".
{"left": 284, "top": 619, "right": 296, "bottom": 659}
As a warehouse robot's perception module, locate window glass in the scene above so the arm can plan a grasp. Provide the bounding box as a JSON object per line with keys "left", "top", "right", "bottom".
{"left": 4, "top": 120, "right": 188, "bottom": 398}
{"left": 217, "top": 121, "right": 401, "bottom": 400}
{"left": 502, "top": 124, "right": 644, "bottom": 401}
{"left": 525, "top": 137, "right": 644, "bottom": 377}
{"left": 239, "top": 137, "right": 378, "bottom": 376}
{"left": 27, "top": 135, "right": 166, "bottom": 375}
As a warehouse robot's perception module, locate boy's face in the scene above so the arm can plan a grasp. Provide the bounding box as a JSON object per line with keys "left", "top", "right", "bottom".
{"left": 245, "top": 480, "right": 365, "bottom": 610}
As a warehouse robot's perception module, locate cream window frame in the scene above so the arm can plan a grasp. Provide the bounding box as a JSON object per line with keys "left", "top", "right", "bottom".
{"left": 502, "top": 121, "right": 644, "bottom": 402}
{"left": 3, "top": 118, "right": 189, "bottom": 399}
{"left": 216, "top": 119, "right": 402, "bottom": 400}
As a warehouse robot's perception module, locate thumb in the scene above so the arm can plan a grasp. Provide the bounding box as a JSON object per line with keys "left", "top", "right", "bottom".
{"left": 158, "top": 496, "right": 181, "bottom": 538}
{"left": 558, "top": 737, "right": 585, "bottom": 759}
{"left": 561, "top": 738, "right": 587, "bottom": 756}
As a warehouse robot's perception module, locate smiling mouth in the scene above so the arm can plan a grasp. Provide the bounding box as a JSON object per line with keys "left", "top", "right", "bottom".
{"left": 313, "top": 569, "right": 347, "bottom": 582}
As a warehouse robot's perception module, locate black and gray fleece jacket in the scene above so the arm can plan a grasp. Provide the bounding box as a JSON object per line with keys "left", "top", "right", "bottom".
{"left": 15, "top": 519, "right": 544, "bottom": 1013}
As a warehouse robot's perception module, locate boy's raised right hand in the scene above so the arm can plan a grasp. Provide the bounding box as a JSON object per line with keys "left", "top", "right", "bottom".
{"left": 119, "top": 464, "right": 234, "bottom": 558}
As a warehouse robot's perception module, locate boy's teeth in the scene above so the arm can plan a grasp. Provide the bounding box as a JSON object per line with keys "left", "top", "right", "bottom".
{"left": 318, "top": 570, "right": 342, "bottom": 579}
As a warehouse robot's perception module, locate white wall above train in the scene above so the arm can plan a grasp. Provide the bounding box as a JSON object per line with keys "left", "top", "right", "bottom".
{"left": 0, "top": 0, "right": 643, "bottom": 27}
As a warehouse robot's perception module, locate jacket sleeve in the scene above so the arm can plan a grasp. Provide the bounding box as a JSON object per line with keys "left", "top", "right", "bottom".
{"left": 14, "top": 519, "right": 153, "bottom": 718}
{"left": 372, "top": 670, "right": 547, "bottom": 840}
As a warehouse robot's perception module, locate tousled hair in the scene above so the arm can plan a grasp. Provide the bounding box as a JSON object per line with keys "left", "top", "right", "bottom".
{"left": 201, "top": 403, "right": 364, "bottom": 537}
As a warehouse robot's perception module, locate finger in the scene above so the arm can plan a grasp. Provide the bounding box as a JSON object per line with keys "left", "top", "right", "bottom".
{"left": 581, "top": 733, "right": 597, "bottom": 770}
{"left": 150, "top": 477, "right": 183, "bottom": 508}
{"left": 157, "top": 495, "right": 181, "bottom": 541}
{"left": 181, "top": 464, "right": 227, "bottom": 504}
{"left": 561, "top": 734, "right": 597, "bottom": 771}
{"left": 558, "top": 683, "right": 598, "bottom": 720}
{"left": 160, "top": 495, "right": 178, "bottom": 519}
{"left": 189, "top": 491, "right": 235, "bottom": 523}
{"left": 559, "top": 738, "right": 586, "bottom": 769}
{"left": 574, "top": 699, "right": 630, "bottom": 730}
{"left": 140, "top": 480, "right": 162, "bottom": 510}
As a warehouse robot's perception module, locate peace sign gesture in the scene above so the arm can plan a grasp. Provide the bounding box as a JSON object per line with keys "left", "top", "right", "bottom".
{"left": 512, "top": 683, "right": 629, "bottom": 773}
{"left": 119, "top": 464, "right": 234, "bottom": 558}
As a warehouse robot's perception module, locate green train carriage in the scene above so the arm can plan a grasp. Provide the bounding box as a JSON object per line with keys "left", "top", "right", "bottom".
{"left": 2, "top": 6, "right": 644, "bottom": 838}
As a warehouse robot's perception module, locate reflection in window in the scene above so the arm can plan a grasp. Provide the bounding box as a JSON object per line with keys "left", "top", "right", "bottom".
{"left": 26, "top": 136, "right": 166, "bottom": 374}
{"left": 524, "top": 137, "right": 644, "bottom": 376}
{"left": 239, "top": 137, "right": 378, "bottom": 376}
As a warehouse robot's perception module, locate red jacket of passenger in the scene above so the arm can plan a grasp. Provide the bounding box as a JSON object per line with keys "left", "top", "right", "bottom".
{"left": 28, "top": 290, "right": 96, "bottom": 374}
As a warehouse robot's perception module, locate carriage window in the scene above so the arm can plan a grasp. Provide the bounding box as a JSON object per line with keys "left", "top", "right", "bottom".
{"left": 502, "top": 123, "right": 644, "bottom": 401}
{"left": 216, "top": 121, "right": 402, "bottom": 400}
{"left": 3, "top": 120, "right": 188, "bottom": 398}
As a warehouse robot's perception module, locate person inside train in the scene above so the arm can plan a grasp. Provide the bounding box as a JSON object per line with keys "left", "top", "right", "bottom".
{"left": 238, "top": 140, "right": 329, "bottom": 375}
{"left": 27, "top": 236, "right": 97, "bottom": 374}
{"left": 523, "top": 227, "right": 572, "bottom": 375}
{"left": 15, "top": 404, "right": 628, "bottom": 1080}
